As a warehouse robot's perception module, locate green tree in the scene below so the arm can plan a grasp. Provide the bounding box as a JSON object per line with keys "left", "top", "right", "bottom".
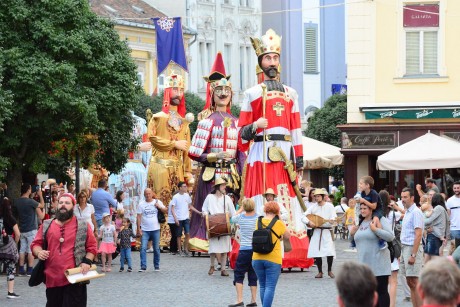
{"left": 134, "top": 91, "right": 240, "bottom": 138}
{"left": 305, "top": 94, "right": 347, "bottom": 179}
{"left": 0, "top": 0, "right": 142, "bottom": 197}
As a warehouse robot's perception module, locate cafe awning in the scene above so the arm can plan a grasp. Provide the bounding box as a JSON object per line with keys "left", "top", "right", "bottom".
{"left": 360, "top": 102, "right": 460, "bottom": 120}
{"left": 302, "top": 137, "right": 343, "bottom": 169}
{"left": 377, "top": 132, "right": 460, "bottom": 170}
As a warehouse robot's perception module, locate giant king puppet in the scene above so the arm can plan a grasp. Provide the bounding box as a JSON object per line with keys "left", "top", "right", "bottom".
{"left": 147, "top": 72, "right": 194, "bottom": 247}
{"left": 237, "top": 29, "right": 313, "bottom": 269}
{"left": 188, "top": 53, "right": 245, "bottom": 253}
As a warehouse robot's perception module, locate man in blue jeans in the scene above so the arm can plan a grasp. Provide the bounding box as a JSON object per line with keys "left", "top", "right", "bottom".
{"left": 136, "top": 188, "right": 167, "bottom": 272}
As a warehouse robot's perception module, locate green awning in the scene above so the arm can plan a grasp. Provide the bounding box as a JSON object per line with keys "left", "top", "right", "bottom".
{"left": 364, "top": 108, "right": 460, "bottom": 120}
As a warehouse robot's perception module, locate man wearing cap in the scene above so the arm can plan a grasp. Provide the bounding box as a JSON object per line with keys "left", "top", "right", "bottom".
{"left": 31, "top": 193, "right": 97, "bottom": 306}
{"left": 302, "top": 188, "right": 337, "bottom": 278}
{"left": 202, "top": 178, "right": 236, "bottom": 276}
{"left": 263, "top": 188, "right": 288, "bottom": 222}
{"left": 238, "top": 29, "right": 311, "bottom": 269}
{"left": 147, "top": 72, "right": 193, "bottom": 247}
{"left": 188, "top": 52, "right": 246, "bottom": 253}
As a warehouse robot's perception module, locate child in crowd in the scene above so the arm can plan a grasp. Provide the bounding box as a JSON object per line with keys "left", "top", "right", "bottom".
{"left": 114, "top": 210, "right": 124, "bottom": 234}
{"left": 345, "top": 199, "right": 356, "bottom": 248}
{"left": 98, "top": 213, "right": 117, "bottom": 272}
{"left": 117, "top": 218, "right": 135, "bottom": 272}
{"left": 353, "top": 176, "right": 386, "bottom": 249}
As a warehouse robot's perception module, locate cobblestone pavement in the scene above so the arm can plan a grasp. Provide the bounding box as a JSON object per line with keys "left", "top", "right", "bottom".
{"left": 1, "top": 238, "right": 413, "bottom": 307}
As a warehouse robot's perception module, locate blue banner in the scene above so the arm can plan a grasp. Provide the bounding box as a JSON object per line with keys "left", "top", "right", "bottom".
{"left": 153, "top": 17, "right": 188, "bottom": 74}
{"left": 331, "top": 84, "right": 347, "bottom": 95}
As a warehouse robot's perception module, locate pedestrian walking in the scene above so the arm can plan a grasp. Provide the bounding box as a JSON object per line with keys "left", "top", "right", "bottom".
{"left": 98, "top": 213, "right": 117, "bottom": 272}
{"left": 117, "top": 218, "right": 134, "bottom": 272}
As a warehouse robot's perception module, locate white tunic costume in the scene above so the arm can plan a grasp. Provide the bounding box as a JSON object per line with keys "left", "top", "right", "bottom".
{"left": 303, "top": 202, "right": 337, "bottom": 258}
{"left": 202, "top": 194, "right": 236, "bottom": 253}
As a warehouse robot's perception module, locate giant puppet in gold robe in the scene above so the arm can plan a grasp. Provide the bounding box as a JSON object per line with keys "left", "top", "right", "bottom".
{"left": 147, "top": 72, "right": 193, "bottom": 246}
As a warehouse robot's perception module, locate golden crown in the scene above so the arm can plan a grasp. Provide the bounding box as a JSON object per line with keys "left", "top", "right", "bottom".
{"left": 165, "top": 73, "right": 185, "bottom": 89}
{"left": 210, "top": 78, "right": 232, "bottom": 90}
{"left": 250, "top": 29, "right": 282, "bottom": 58}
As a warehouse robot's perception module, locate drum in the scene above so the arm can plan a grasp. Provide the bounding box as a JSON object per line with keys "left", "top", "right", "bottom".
{"left": 206, "top": 213, "right": 231, "bottom": 239}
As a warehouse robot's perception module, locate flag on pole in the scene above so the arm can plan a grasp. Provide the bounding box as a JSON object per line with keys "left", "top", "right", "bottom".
{"left": 153, "top": 17, "right": 188, "bottom": 74}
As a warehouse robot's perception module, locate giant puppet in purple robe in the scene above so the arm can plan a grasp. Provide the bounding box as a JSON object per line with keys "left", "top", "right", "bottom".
{"left": 188, "top": 53, "right": 246, "bottom": 252}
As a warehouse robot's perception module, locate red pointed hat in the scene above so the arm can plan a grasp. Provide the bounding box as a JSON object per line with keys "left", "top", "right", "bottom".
{"left": 203, "top": 52, "right": 231, "bottom": 111}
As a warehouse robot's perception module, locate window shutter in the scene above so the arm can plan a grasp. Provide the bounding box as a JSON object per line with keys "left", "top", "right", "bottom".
{"left": 423, "top": 31, "right": 437, "bottom": 74}
{"left": 405, "top": 32, "right": 420, "bottom": 75}
{"left": 304, "top": 26, "right": 317, "bottom": 73}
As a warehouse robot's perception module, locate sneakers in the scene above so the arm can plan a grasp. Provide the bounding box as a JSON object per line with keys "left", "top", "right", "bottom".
{"left": 127, "top": 268, "right": 132, "bottom": 272}
{"left": 146, "top": 247, "right": 154, "bottom": 253}
{"left": 119, "top": 268, "right": 124, "bottom": 272}
{"left": 379, "top": 239, "right": 388, "bottom": 250}
{"left": 138, "top": 268, "right": 146, "bottom": 272}
{"left": 18, "top": 267, "right": 26, "bottom": 276}
{"left": 154, "top": 268, "right": 160, "bottom": 272}
{"left": 26, "top": 267, "right": 33, "bottom": 277}
{"left": 7, "top": 292, "right": 20, "bottom": 299}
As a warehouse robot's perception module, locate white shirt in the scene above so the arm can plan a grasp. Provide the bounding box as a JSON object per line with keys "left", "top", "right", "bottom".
{"left": 171, "top": 193, "right": 192, "bottom": 221}
{"left": 446, "top": 195, "right": 460, "bottom": 230}
{"left": 167, "top": 201, "right": 175, "bottom": 224}
{"left": 137, "top": 199, "right": 166, "bottom": 231}
{"left": 75, "top": 203, "right": 95, "bottom": 231}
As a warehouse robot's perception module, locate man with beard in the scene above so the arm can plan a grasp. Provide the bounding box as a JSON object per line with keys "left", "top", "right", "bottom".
{"left": 447, "top": 181, "right": 460, "bottom": 248}
{"left": 147, "top": 72, "right": 193, "bottom": 247}
{"left": 31, "top": 193, "right": 97, "bottom": 307}
{"left": 238, "top": 29, "right": 313, "bottom": 270}
{"left": 188, "top": 52, "right": 245, "bottom": 253}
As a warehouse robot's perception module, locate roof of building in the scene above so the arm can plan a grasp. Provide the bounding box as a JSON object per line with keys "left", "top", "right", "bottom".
{"left": 89, "top": 0, "right": 166, "bottom": 28}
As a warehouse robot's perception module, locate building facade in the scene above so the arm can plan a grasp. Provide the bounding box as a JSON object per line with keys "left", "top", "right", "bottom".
{"left": 90, "top": 0, "right": 195, "bottom": 95}
{"left": 340, "top": 0, "right": 460, "bottom": 198}
{"left": 147, "top": 0, "right": 262, "bottom": 104}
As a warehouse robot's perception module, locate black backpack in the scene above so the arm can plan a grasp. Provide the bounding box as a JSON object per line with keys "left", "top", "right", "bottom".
{"left": 252, "top": 216, "right": 281, "bottom": 254}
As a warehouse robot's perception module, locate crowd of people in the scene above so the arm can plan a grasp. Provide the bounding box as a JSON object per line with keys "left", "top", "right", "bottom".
{"left": 1, "top": 175, "right": 460, "bottom": 306}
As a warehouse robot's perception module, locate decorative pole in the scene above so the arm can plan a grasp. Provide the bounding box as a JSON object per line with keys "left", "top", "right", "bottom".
{"left": 261, "top": 83, "right": 267, "bottom": 202}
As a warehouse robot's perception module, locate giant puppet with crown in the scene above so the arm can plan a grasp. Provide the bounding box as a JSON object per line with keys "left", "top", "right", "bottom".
{"left": 237, "top": 29, "right": 314, "bottom": 269}
{"left": 187, "top": 52, "right": 246, "bottom": 253}
{"left": 147, "top": 72, "right": 194, "bottom": 246}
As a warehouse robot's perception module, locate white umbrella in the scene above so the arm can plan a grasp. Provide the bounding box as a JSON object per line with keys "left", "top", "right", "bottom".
{"left": 377, "top": 132, "right": 460, "bottom": 170}
{"left": 302, "top": 136, "right": 343, "bottom": 169}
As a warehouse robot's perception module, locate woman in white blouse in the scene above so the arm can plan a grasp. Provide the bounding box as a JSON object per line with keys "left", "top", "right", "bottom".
{"left": 75, "top": 191, "right": 97, "bottom": 236}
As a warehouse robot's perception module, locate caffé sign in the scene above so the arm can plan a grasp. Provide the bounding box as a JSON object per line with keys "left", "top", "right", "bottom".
{"left": 342, "top": 132, "right": 397, "bottom": 150}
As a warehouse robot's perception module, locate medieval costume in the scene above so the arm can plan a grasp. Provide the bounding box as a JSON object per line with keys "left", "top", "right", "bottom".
{"left": 302, "top": 188, "right": 337, "bottom": 278}
{"left": 188, "top": 53, "right": 245, "bottom": 252}
{"left": 147, "top": 72, "right": 193, "bottom": 247}
{"left": 237, "top": 29, "right": 313, "bottom": 269}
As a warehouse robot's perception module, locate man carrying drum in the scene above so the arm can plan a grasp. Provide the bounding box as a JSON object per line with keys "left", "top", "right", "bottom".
{"left": 202, "top": 178, "right": 236, "bottom": 276}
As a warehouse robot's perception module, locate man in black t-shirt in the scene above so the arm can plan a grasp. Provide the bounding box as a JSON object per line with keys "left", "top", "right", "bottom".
{"left": 13, "top": 183, "right": 45, "bottom": 276}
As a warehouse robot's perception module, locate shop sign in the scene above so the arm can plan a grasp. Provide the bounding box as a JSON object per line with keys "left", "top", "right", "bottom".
{"left": 441, "top": 132, "right": 460, "bottom": 142}
{"left": 404, "top": 5, "right": 439, "bottom": 27}
{"left": 364, "top": 108, "right": 460, "bottom": 120}
{"left": 342, "top": 132, "right": 397, "bottom": 150}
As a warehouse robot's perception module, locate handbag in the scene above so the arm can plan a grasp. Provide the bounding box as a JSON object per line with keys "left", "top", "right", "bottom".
{"left": 388, "top": 211, "right": 402, "bottom": 263}
{"left": 156, "top": 201, "right": 166, "bottom": 224}
{"left": 29, "top": 219, "right": 54, "bottom": 287}
{"left": 283, "top": 236, "right": 292, "bottom": 253}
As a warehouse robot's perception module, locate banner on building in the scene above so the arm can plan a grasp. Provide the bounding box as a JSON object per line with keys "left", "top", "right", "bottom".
{"left": 153, "top": 17, "right": 188, "bottom": 74}
{"left": 332, "top": 84, "right": 347, "bottom": 95}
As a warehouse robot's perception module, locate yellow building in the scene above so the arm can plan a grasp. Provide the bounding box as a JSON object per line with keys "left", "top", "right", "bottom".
{"left": 90, "top": 0, "right": 194, "bottom": 95}
{"left": 340, "top": 0, "right": 460, "bottom": 197}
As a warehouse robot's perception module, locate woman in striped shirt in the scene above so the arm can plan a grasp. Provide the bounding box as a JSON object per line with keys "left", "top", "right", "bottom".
{"left": 229, "top": 198, "right": 259, "bottom": 307}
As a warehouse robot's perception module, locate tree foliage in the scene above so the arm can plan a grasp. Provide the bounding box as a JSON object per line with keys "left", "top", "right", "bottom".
{"left": 0, "top": 0, "right": 142, "bottom": 196}
{"left": 305, "top": 94, "right": 347, "bottom": 179}
{"left": 134, "top": 92, "right": 240, "bottom": 137}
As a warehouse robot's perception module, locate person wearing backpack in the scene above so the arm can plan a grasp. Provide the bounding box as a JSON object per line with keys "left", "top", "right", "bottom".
{"left": 0, "top": 197, "right": 21, "bottom": 299}
{"left": 252, "top": 201, "right": 289, "bottom": 307}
